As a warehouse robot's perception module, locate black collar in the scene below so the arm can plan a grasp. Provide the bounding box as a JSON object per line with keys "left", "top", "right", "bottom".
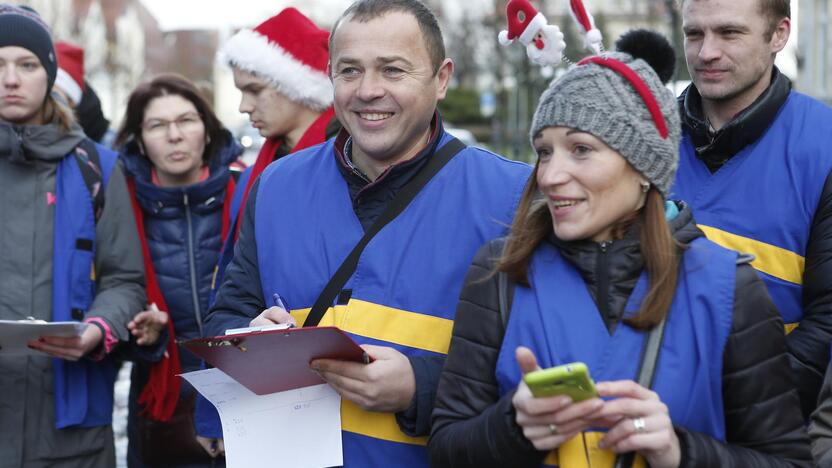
{"left": 679, "top": 67, "right": 792, "bottom": 172}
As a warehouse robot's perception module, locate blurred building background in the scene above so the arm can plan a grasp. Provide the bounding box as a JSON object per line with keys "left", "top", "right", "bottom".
{"left": 5, "top": 0, "right": 827, "bottom": 465}
{"left": 9, "top": 0, "right": 828, "bottom": 159}
{"left": 799, "top": 0, "right": 831, "bottom": 103}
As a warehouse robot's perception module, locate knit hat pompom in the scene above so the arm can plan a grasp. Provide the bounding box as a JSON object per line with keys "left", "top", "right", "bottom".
{"left": 529, "top": 36, "right": 681, "bottom": 196}
{"left": 615, "top": 29, "right": 676, "bottom": 84}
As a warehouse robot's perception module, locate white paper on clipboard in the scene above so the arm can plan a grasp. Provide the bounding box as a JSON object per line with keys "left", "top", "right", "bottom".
{"left": 0, "top": 320, "right": 89, "bottom": 355}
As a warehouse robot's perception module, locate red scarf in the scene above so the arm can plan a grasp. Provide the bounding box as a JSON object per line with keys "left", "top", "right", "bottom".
{"left": 127, "top": 175, "right": 237, "bottom": 421}
{"left": 234, "top": 107, "right": 335, "bottom": 240}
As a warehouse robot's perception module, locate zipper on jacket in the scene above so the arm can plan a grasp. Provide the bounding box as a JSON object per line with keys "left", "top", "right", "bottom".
{"left": 184, "top": 193, "right": 204, "bottom": 337}
{"left": 597, "top": 241, "right": 611, "bottom": 326}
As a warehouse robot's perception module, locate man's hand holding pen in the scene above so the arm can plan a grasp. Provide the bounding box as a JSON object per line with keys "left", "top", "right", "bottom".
{"left": 249, "top": 293, "right": 297, "bottom": 328}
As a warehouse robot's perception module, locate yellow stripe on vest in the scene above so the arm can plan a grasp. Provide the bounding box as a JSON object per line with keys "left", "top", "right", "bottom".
{"left": 291, "top": 299, "right": 454, "bottom": 354}
{"left": 543, "top": 432, "right": 647, "bottom": 467}
{"left": 341, "top": 400, "right": 427, "bottom": 445}
{"left": 290, "top": 301, "right": 450, "bottom": 446}
{"left": 698, "top": 225, "right": 804, "bottom": 285}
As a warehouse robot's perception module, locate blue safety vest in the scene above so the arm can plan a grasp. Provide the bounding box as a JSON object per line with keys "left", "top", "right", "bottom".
{"left": 672, "top": 91, "right": 832, "bottom": 330}
{"left": 495, "top": 238, "right": 736, "bottom": 467}
{"left": 52, "top": 141, "right": 119, "bottom": 428}
{"left": 254, "top": 132, "right": 531, "bottom": 467}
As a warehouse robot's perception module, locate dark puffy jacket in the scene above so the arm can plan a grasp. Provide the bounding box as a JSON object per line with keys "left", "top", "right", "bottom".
{"left": 120, "top": 131, "right": 241, "bottom": 373}
{"left": 429, "top": 202, "right": 812, "bottom": 468}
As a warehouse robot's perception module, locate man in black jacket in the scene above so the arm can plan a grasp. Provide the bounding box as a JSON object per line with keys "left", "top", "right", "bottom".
{"left": 673, "top": 0, "right": 832, "bottom": 419}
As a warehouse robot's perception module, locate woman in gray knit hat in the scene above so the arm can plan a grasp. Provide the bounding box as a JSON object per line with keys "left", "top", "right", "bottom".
{"left": 429, "top": 31, "right": 810, "bottom": 468}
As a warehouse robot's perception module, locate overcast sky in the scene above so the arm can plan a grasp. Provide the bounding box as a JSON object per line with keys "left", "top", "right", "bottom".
{"left": 139, "top": 0, "right": 481, "bottom": 31}
{"left": 140, "top": 0, "right": 388, "bottom": 31}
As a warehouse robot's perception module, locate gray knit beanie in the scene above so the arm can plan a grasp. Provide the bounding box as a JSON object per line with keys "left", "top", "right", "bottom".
{"left": 530, "top": 32, "right": 680, "bottom": 196}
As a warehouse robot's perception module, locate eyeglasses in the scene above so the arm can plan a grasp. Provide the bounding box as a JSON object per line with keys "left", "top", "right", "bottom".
{"left": 142, "top": 113, "right": 203, "bottom": 139}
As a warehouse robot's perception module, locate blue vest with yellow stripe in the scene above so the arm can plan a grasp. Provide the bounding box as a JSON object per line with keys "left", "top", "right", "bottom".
{"left": 53, "top": 141, "right": 120, "bottom": 428}
{"left": 495, "top": 238, "right": 736, "bottom": 467}
{"left": 673, "top": 91, "right": 832, "bottom": 329}
{"left": 254, "top": 132, "right": 530, "bottom": 467}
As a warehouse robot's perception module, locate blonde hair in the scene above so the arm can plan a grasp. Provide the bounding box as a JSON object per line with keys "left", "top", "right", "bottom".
{"left": 41, "top": 93, "right": 77, "bottom": 133}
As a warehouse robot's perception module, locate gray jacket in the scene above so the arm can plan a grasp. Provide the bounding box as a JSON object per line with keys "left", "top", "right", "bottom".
{"left": 0, "top": 122, "right": 145, "bottom": 467}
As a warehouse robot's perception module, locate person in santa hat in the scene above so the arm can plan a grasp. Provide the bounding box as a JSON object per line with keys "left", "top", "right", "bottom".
{"left": 218, "top": 6, "right": 339, "bottom": 241}
{"left": 208, "top": 6, "right": 340, "bottom": 306}
{"left": 53, "top": 41, "right": 84, "bottom": 107}
{"left": 53, "top": 41, "right": 116, "bottom": 147}
{"left": 192, "top": 6, "right": 339, "bottom": 455}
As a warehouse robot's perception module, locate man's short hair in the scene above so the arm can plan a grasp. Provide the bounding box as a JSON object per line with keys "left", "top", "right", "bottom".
{"left": 681, "top": 0, "right": 790, "bottom": 40}
{"left": 330, "top": 0, "right": 446, "bottom": 74}
{"left": 759, "top": 0, "right": 790, "bottom": 39}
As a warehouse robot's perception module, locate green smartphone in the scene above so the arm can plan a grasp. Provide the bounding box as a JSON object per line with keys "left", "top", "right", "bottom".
{"left": 523, "top": 362, "right": 598, "bottom": 401}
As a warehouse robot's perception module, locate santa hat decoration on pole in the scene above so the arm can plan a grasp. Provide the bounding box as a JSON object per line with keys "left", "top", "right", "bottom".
{"left": 218, "top": 7, "right": 332, "bottom": 111}
{"left": 570, "top": 0, "right": 604, "bottom": 55}
{"left": 497, "top": 0, "right": 566, "bottom": 67}
{"left": 54, "top": 41, "right": 85, "bottom": 106}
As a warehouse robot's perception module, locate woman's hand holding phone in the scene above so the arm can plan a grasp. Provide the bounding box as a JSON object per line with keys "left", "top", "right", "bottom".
{"left": 511, "top": 346, "right": 604, "bottom": 451}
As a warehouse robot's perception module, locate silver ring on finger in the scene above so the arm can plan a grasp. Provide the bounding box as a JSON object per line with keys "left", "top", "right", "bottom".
{"left": 548, "top": 423, "right": 558, "bottom": 435}
{"left": 632, "top": 417, "right": 646, "bottom": 433}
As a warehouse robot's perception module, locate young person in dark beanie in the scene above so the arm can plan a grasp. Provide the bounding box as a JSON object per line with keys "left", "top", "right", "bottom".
{"left": 429, "top": 30, "right": 810, "bottom": 468}
{"left": 0, "top": 4, "right": 145, "bottom": 466}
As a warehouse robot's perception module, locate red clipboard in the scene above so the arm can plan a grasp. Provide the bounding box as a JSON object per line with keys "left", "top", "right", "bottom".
{"left": 182, "top": 326, "right": 368, "bottom": 395}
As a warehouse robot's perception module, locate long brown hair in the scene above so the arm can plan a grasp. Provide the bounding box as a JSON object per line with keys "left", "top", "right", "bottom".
{"left": 497, "top": 163, "right": 682, "bottom": 329}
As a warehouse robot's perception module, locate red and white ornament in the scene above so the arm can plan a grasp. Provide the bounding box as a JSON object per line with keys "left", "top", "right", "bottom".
{"left": 498, "top": 0, "right": 604, "bottom": 66}
{"left": 569, "top": 0, "right": 603, "bottom": 55}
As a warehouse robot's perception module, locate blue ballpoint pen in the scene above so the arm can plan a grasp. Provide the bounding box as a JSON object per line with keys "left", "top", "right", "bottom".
{"left": 272, "top": 293, "right": 290, "bottom": 311}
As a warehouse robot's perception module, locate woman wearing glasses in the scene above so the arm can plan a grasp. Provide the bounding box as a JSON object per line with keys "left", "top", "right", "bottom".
{"left": 115, "top": 73, "right": 242, "bottom": 467}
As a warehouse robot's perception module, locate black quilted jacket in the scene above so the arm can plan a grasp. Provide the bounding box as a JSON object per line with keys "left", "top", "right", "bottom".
{"left": 429, "top": 204, "right": 811, "bottom": 468}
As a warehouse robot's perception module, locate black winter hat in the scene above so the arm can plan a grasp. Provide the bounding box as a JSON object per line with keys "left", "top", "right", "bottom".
{"left": 0, "top": 4, "right": 57, "bottom": 94}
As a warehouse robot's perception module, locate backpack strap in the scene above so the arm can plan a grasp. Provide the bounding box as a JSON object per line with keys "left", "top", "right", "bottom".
{"left": 497, "top": 270, "right": 514, "bottom": 329}
{"left": 73, "top": 139, "right": 105, "bottom": 222}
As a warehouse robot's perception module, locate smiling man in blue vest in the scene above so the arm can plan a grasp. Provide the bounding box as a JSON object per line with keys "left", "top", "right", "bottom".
{"left": 672, "top": 0, "right": 832, "bottom": 420}
{"left": 202, "top": 0, "right": 531, "bottom": 466}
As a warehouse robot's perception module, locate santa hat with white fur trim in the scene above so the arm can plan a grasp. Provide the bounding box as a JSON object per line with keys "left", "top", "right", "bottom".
{"left": 54, "top": 41, "right": 85, "bottom": 106}
{"left": 218, "top": 7, "right": 332, "bottom": 111}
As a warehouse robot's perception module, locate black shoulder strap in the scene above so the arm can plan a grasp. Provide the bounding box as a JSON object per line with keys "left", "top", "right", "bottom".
{"left": 497, "top": 270, "right": 515, "bottom": 328}
{"left": 613, "top": 317, "right": 668, "bottom": 468}
{"left": 74, "top": 139, "right": 105, "bottom": 222}
{"left": 303, "top": 137, "right": 466, "bottom": 327}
